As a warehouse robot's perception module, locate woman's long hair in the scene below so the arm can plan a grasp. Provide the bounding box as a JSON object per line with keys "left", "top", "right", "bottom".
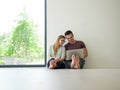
{"left": 53, "top": 35, "right": 65, "bottom": 56}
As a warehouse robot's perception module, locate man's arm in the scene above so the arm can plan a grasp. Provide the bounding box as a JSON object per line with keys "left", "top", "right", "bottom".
{"left": 83, "top": 48, "right": 88, "bottom": 58}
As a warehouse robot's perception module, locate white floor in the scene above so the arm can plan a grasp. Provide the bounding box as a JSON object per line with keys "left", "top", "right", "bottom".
{"left": 0, "top": 68, "right": 120, "bottom": 90}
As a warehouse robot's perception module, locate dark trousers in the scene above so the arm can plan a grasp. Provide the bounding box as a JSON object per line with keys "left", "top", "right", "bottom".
{"left": 65, "top": 58, "right": 85, "bottom": 69}
{"left": 47, "top": 58, "right": 65, "bottom": 69}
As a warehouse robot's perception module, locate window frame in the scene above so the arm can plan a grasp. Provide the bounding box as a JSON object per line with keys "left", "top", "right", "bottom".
{"left": 0, "top": 0, "right": 47, "bottom": 67}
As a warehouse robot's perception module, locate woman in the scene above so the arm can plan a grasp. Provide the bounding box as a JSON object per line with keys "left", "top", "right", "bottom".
{"left": 47, "top": 35, "right": 66, "bottom": 69}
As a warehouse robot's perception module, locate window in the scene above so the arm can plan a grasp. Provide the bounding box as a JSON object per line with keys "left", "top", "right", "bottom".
{"left": 0, "top": 0, "right": 46, "bottom": 67}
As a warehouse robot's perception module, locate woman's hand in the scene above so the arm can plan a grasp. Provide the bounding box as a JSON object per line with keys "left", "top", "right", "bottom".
{"left": 55, "top": 58, "right": 60, "bottom": 62}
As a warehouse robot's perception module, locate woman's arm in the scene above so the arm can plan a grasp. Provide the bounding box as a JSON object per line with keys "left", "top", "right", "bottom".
{"left": 48, "top": 45, "right": 55, "bottom": 59}
{"left": 56, "top": 47, "right": 65, "bottom": 62}
{"left": 55, "top": 58, "right": 65, "bottom": 62}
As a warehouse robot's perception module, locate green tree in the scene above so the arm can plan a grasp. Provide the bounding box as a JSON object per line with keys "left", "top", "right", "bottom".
{"left": 6, "top": 11, "right": 44, "bottom": 62}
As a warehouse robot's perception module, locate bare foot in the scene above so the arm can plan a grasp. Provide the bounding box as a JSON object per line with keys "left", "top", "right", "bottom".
{"left": 76, "top": 56, "right": 80, "bottom": 69}
{"left": 71, "top": 55, "right": 75, "bottom": 68}
{"left": 73, "top": 56, "right": 80, "bottom": 69}
{"left": 49, "top": 60, "right": 55, "bottom": 69}
{"left": 49, "top": 65, "right": 54, "bottom": 69}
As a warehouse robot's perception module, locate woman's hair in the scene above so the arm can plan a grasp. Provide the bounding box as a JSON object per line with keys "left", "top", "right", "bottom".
{"left": 53, "top": 35, "right": 65, "bottom": 56}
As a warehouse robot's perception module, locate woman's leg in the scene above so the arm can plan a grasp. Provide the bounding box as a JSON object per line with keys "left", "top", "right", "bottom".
{"left": 47, "top": 58, "right": 56, "bottom": 69}
{"left": 55, "top": 61, "right": 65, "bottom": 69}
{"left": 49, "top": 60, "right": 55, "bottom": 69}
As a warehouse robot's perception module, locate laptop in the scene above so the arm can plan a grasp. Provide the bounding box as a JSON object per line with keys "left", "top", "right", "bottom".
{"left": 65, "top": 49, "right": 84, "bottom": 60}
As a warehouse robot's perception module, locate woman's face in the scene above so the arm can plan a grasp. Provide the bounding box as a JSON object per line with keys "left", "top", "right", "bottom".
{"left": 59, "top": 38, "right": 65, "bottom": 46}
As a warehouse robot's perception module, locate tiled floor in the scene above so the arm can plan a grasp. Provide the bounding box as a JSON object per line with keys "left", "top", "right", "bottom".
{"left": 0, "top": 68, "right": 120, "bottom": 90}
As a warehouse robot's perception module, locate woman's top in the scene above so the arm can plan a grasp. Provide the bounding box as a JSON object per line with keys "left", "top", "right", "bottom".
{"left": 48, "top": 45, "right": 65, "bottom": 59}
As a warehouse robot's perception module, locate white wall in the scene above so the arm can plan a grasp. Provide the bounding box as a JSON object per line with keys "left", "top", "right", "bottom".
{"left": 47, "top": 0, "right": 120, "bottom": 68}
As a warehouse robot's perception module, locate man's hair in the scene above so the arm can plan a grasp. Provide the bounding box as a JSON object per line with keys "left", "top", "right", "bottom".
{"left": 64, "top": 30, "right": 73, "bottom": 36}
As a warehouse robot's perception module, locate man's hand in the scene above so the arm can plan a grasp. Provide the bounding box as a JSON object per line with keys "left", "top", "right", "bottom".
{"left": 83, "top": 48, "right": 88, "bottom": 58}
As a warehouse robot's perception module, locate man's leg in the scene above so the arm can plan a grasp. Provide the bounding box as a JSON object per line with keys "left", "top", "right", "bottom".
{"left": 65, "top": 60, "right": 72, "bottom": 69}
{"left": 79, "top": 58, "right": 85, "bottom": 69}
{"left": 71, "top": 55, "right": 76, "bottom": 68}
{"left": 74, "top": 55, "right": 80, "bottom": 69}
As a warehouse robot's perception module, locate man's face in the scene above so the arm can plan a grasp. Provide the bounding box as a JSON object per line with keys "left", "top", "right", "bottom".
{"left": 65, "top": 34, "right": 75, "bottom": 44}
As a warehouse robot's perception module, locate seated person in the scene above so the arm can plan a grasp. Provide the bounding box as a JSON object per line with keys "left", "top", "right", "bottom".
{"left": 64, "top": 30, "right": 88, "bottom": 69}
{"left": 47, "top": 35, "right": 66, "bottom": 69}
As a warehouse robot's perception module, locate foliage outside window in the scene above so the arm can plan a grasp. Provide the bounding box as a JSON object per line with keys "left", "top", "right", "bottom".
{"left": 0, "top": 0, "right": 45, "bottom": 65}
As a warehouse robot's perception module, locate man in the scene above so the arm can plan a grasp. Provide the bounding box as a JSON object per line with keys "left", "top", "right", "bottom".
{"left": 64, "top": 30, "right": 88, "bottom": 69}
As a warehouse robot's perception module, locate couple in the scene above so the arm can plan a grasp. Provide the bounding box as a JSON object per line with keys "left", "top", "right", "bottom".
{"left": 47, "top": 30, "right": 88, "bottom": 69}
